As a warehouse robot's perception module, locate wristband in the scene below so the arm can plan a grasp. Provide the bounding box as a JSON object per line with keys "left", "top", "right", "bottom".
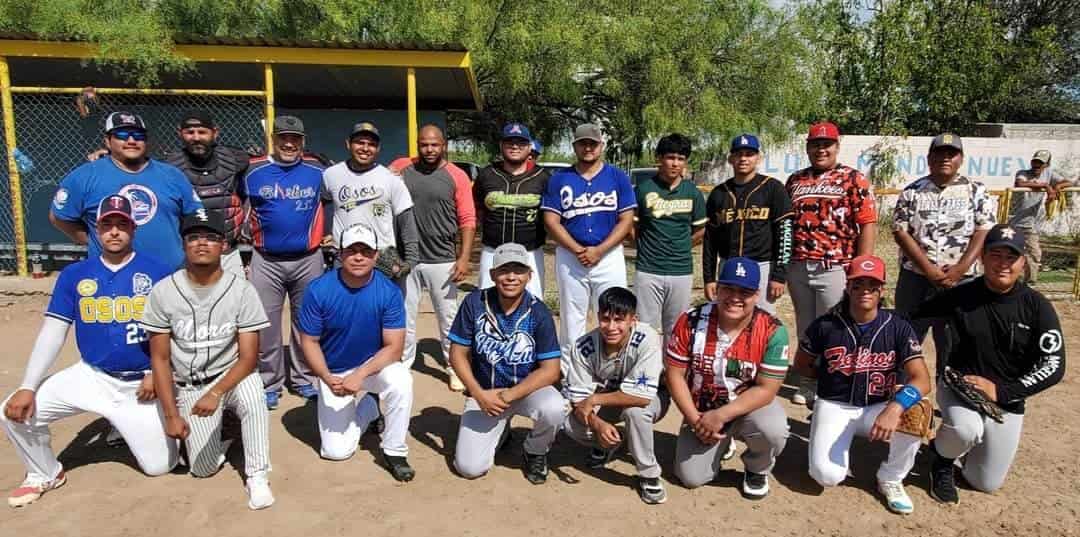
{"left": 894, "top": 384, "right": 922, "bottom": 411}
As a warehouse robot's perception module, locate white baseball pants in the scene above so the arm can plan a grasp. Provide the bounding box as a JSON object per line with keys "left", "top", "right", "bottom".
{"left": 478, "top": 245, "right": 545, "bottom": 298}
{"left": 403, "top": 261, "right": 459, "bottom": 371}
{"left": 317, "top": 362, "right": 413, "bottom": 460}
{"left": 808, "top": 398, "right": 921, "bottom": 486}
{"left": 554, "top": 245, "right": 627, "bottom": 371}
{"left": 176, "top": 372, "right": 270, "bottom": 479}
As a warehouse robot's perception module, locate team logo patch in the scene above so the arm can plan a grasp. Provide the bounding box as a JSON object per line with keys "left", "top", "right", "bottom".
{"left": 861, "top": 259, "right": 876, "bottom": 271}
{"left": 53, "top": 188, "right": 69, "bottom": 210}
{"left": 132, "top": 273, "right": 153, "bottom": 296}
{"left": 634, "top": 372, "right": 652, "bottom": 389}
{"left": 1001, "top": 227, "right": 1016, "bottom": 239}
{"left": 1039, "top": 329, "right": 1063, "bottom": 353}
{"left": 118, "top": 184, "right": 159, "bottom": 226}
{"left": 77, "top": 278, "right": 98, "bottom": 297}
{"left": 735, "top": 263, "right": 747, "bottom": 277}
{"left": 474, "top": 317, "right": 535, "bottom": 366}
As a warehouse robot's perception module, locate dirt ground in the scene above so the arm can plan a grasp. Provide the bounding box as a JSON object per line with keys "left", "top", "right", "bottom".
{"left": 0, "top": 278, "right": 1077, "bottom": 537}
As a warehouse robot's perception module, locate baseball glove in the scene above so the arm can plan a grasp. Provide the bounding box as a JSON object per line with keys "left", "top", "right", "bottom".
{"left": 375, "top": 246, "right": 411, "bottom": 279}
{"left": 943, "top": 367, "right": 1005, "bottom": 423}
{"left": 896, "top": 397, "right": 934, "bottom": 438}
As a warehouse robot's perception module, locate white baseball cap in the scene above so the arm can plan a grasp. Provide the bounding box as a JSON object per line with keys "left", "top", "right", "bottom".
{"left": 491, "top": 243, "right": 531, "bottom": 270}
{"left": 339, "top": 224, "right": 378, "bottom": 250}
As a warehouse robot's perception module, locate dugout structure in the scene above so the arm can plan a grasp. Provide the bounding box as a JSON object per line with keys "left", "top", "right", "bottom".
{"left": 0, "top": 33, "right": 482, "bottom": 276}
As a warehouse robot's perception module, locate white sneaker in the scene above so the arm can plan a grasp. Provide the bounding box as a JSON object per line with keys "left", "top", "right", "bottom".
{"left": 878, "top": 480, "right": 914, "bottom": 515}
{"left": 246, "top": 472, "right": 275, "bottom": 510}
{"left": 8, "top": 471, "right": 66, "bottom": 508}
{"left": 794, "top": 381, "right": 816, "bottom": 408}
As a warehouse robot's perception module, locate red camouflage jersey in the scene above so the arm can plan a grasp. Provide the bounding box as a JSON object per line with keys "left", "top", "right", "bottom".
{"left": 785, "top": 165, "right": 877, "bottom": 264}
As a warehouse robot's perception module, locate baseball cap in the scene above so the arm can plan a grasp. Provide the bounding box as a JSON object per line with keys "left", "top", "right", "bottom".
{"left": 807, "top": 122, "right": 839, "bottom": 142}
{"left": 846, "top": 255, "right": 886, "bottom": 283}
{"left": 491, "top": 243, "right": 531, "bottom": 270}
{"left": 104, "top": 111, "right": 146, "bottom": 133}
{"left": 716, "top": 257, "right": 760, "bottom": 291}
{"left": 929, "top": 133, "right": 963, "bottom": 152}
{"left": 983, "top": 224, "right": 1025, "bottom": 255}
{"left": 531, "top": 139, "right": 543, "bottom": 155}
{"left": 273, "top": 116, "right": 305, "bottom": 136}
{"left": 573, "top": 123, "right": 604, "bottom": 144}
{"left": 1032, "top": 149, "right": 1052, "bottom": 163}
{"left": 179, "top": 110, "right": 215, "bottom": 129}
{"left": 730, "top": 134, "right": 761, "bottom": 153}
{"left": 96, "top": 194, "right": 136, "bottom": 225}
{"left": 501, "top": 122, "right": 532, "bottom": 141}
{"left": 180, "top": 209, "right": 226, "bottom": 236}
{"left": 339, "top": 223, "right": 378, "bottom": 250}
{"left": 349, "top": 121, "right": 380, "bottom": 141}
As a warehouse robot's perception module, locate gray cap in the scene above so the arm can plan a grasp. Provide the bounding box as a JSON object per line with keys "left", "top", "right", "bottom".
{"left": 273, "top": 115, "right": 305, "bottom": 136}
{"left": 491, "top": 243, "right": 531, "bottom": 270}
{"left": 1032, "top": 149, "right": 1051, "bottom": 163}
{"left": 929, "top": 132, "right": 963, "bottom": 152}
{"left": 573, "top": 123, "right": 603, "bottom": 143}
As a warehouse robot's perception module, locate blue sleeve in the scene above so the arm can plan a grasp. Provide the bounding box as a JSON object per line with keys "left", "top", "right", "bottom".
{"left": 45, "top": 267, "right": 79, "bottom": 324}
{"left": 615, "top": 170, "right": 636, "bottom": 212}
{"left": 381, "top": 283, "right": 405, "bottom": 329}
{"left": 534, "top": 306, "right": 561, "bottom": 360}
{"left": 296, "top": 282, "right": 325, "bottom": 337}
{"left": 174, "top": 169, "right": 204, "bottom": 215}
{"left": 51, "top": 165, "right": 90, "bottom": 222}
{"left": 448, "top": 293, "right": 476, "bottom": 345}
{"left": 540, "top": 174, "right": 563, "bottom": 214}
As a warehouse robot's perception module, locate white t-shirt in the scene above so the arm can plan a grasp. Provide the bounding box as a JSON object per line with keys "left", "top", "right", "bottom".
{"left": 322, "top": 162, "right": 414, "bottom": 249}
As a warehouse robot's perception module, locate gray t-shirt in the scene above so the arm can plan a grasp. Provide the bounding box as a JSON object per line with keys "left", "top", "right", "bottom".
{"left": 322, "top": 162, "right": 413, "bottom": 248}
{"left": 141, "top": 270, "right": 269, "bottom": 383}
{"left": 401, "top": 163, "right": 473, "bottom": 263}
{"left": 1009, "top": 168, "right": 1068, "bottom": 229}
{"left": 564, "top": 322, "right": 663, "bottom": 403}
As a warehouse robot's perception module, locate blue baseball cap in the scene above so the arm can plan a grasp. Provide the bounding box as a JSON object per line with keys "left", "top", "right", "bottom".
{"left": 531, "top": 139, "right": 543, "bottom": 155}
{"left": 501, "top": 122, "right": 532, "bottom": 141}
{"left": 730, "top": 134, "right": 760, "bottom": 153}
{"left": 716, "top": 257, "right": 760, "bottom": 291}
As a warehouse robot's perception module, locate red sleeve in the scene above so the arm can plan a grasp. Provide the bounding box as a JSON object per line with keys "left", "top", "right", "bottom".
{"left": 852, "top": 170, "right": 878, "bottom": 225}
{"left": 446, "top": 163, "right": 477, "bottom": 228}
{"left": 388, "top": 157, "right": 417, "bottom": 173}
{"left": 665, "top": 311, "right": 693, "bottom": 367}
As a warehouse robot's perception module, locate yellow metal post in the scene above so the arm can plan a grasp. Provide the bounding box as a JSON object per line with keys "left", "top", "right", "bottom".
{"left": 407, "top": 67, "right": 418, "bottom": 158}
{"left": 264, "top": 64, "right": 275, "bottom": 155}
{"left": 0, "top": 56, "right": 27, "bottom": 276}
{"left": 997, "top": 188, "right": 1013, "bottom": 224}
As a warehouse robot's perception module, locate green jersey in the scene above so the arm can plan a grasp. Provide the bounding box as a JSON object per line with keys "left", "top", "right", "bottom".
{"left": 634, "top": 175, "right": 707, "bottom": 275}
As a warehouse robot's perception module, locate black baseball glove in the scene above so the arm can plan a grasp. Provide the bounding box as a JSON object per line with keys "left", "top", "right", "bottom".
{"left": 943, "top": 367, "right": 1005, "bottom": 423}
{"left": 375, "top": 246, "right": 411, "bottom": 279}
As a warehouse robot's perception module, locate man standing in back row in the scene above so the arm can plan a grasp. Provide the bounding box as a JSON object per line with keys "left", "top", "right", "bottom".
{"left": 1009, "top": 149, "right": 1074, "bottom": 283}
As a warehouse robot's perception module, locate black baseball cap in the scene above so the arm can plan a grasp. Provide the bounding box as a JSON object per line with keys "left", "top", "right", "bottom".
{"left": 983, "top": 224, "right": 1025, "bottom": 255}
{"left": 180, "top": 210, "right": 226, "bottom": 236}
{"left": 96, "top": 194, "right": 136, "bottom": 225}
{"left": 104, "top": 111, "right": 147, "bottom": 133}
{"left": 349, "top": 121, "right": 380, "bottom": 141}
{"left": 273, "top": 116, "right": 305, "bottom": 136}
{"left": 929, "top": 133, "right": 963, "bottom": 152}
{"left": 179, "top": 110, "right": 215, "bottom": 129}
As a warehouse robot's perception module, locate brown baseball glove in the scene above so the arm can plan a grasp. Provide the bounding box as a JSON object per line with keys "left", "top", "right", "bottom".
{"left": 896, "top": 397, "right": 934, "bottom": 438}
{"left": 943, "top": 367, "right": 1005, "bottom": 423}
{"left": 374, "top": 246, "right": 411, "bottom": 279}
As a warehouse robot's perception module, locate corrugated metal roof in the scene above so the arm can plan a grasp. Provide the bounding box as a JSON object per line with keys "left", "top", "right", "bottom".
{"left": 0, "top": 31, "right": 467, "bottom": 52}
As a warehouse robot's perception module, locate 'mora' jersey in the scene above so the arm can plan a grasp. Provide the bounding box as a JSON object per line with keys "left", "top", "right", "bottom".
{"left": 45, "top": 253, "right": 173, "bottom": 372}
{"left": 565, "top": 322, "right": 663, "bottom": 403}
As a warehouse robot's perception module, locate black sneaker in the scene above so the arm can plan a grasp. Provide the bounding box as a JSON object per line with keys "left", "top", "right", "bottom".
{"left": 929, "top": 447, "right": 959, "bottom": 504}
{"left": 384, "top": 455, "right": 415, "bottom": 482}
{"left": 586, "top": 447, "right": 616, "bottom": 469}
{"left": 522, "top": 452, "right": 548, "bottom": 485}
{"left": 637, "top": 477, "right": 667, "bottom": 505}
{"left": 741, "top": 471, "right": 770, "bottom": 500}
{"left": 496, "top": 428, "right": 512, "bottom": 452}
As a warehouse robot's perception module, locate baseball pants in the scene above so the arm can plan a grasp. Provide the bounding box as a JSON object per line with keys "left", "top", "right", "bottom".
{"left": 1017, "top": 226, "right": 1041, "bottom": 283}
{"left": 674, "top": 399, "right": 789, "bottom": 489}
{"left": 220, "top": 247, "right": 245, "bottom": 278}
{"left": 176, "top": 372, "right": 271, "bottom": 479}
{"left": 563, "top": 392, "right": 670, "bottom": 479}
{"left": 934, "top": 386, "right": 1024, "bottom": 493}
{"left": 250, "top": 249, "right": 321, "bottom": 394}
{"left": 317, "top": 362, "right": 413, "bottom": 460}
{"left": 0, "top": 361, "right": 178, "bottom": 482}
{"left": 634, "top": 271, "right": 693, "bottom": 347}
{"left": 787, "top": 261, "right": 846, "bottom": 393}
{"left": 808, "top": 398, "right": 921, "bottom": 486}
{"left": 403, "top": 262, "right": 459, "bottom": 371}
{"left": 555, "top": 245, "right": 628, "bottom": 371}
{"left": 894, "top": 268, "right": 957, "bottom": 377}
{"left": 478, "top": 245, "right": 544, "bottom": 298}
{"left": 454, "top": 385, "right": 568, "bottom": 479}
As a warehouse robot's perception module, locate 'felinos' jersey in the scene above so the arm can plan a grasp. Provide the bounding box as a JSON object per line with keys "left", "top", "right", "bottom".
{"left": 241, "top": 155, "right": 326, "bottom": 256}
{"left": 799, "top": 304, "right": 923, "bottom": 407}
{"left": 564, "top": 322, "right": 663, "bottom": 403}
{"left": 541, "top": 163, "right": 636, "bottom": 247}
{"left": 45, "top": 253, "right": 173, "bottom": 373}
{"left": 785, "top": 165, "right": 877, "bottom": 264}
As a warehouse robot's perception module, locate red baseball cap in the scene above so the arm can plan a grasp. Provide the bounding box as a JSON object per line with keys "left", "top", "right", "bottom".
{"left": 846, "top": 255, "right": 886, "bottom": 283}
{"left": 807, "top": 121, "right": 840, "bottom": 141}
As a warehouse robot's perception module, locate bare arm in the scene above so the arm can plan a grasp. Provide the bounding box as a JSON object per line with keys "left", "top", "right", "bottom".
{"left": 149, "top": 333, "right": 180, "bottom": 419}
{"left": 709, "top": 375, "right": 782, "bottom": 425}
{"left": 664, "top": 363, "right": 700, "bottom": 425}
{"left": 945, "top": 227, "right": 988, "bottom": 276}
{"left": 690, "top": 225, "right": 705, "bottom": 246}
{"left": 856, "top": 222, "right": 876, "bottom": 257}
{"left": 299, "top": 332, "right": 334, "bottom": 382}
{"left": 49, "top": 211, "right": 88, "bottom": 245}
{"left": 352, "top": 327, "right": 405, "bottom": 380}
{"left": 893, "top": 227, "right": 941, "bottom": 276}
{"left": 594, "top": 210, "right": 635, "bottom": 256}
{"left": 588, "top": 390, "right": 650, "bottom": 409}
{"left": 210, "top": 331, "right": 259, "bottom": 394}
{"left": 543, "top": 211, "right": 584, "bottom": 253}
{"left": 792, "top": 348, "right": 817, "bottom": 379}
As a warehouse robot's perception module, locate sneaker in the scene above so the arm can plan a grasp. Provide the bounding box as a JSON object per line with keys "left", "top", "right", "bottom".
{"left": 245, "top": 472, "right": 275, "bottom": 510}
{"left": 741, "top": 471, "right": 770, "bottom": 500}
{"left": 794, "top": 380, "right": 816, "bottom": 408}
{"left": 879, "top": 480, "right": 914, "bottom": 515}
{"left": 265, "top": 391, "right": 280, "bottom": 411}
{"left": 586, "top": 447, "right": 616, "bottom": 469}
{"left": 496, "top": 428, "right": 512, "bottom": 453}
{"left": 384, "top": 455, "right": 416, "bottom": 482}
{"left": 721, "top": 439, "right": 737, "bottom": 461}
{"left": 105, "top": 426, "right": 126, "bottom": 448}
{"left": 929, "top": 447, "right": 960, "bottom": 505}
{"left": 522, "top": 452, "right": 549, "bottom": 485}
{"left": 294, "top": 384, "right": 318, "bottom": 400}
{"left": 637, "top": 477, "right": 667, "bottom": 505}
{"left": 448, "top": 369, "right": 465, "bottom": 392}
{"left": 8, "top": 471, "right": 67, "bottom": 508}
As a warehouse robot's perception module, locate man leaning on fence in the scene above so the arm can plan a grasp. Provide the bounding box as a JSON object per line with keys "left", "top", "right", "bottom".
{"left": 1008, "top": 149, "right": 1075, "bottom": 283}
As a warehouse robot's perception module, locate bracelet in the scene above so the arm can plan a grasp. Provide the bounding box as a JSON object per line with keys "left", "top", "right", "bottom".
{"left": 894, "top": 384, "right": 922, "bottom": 411}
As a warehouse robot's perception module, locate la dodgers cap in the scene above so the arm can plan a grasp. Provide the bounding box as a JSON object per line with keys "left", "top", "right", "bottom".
{"left": 573, "top": 123, "right": 604, "bottom": 143}
{"left": 929, "top": 132, "right": 963, "bottom": 152}
{"left": 730, "top": 133, "right": 761, "bottom": 153}
{"left": 339, "top": 223, "right": 378, "bottom": 250}
{"left": 350, "top": 121, "right": 381, "bottom": 141}
{"left": 96, "top": 194, "right": 136, "bottom": 225}
{"left": 807, "top": 121, "right": 839, "bottom": 141}
{"left": 273, "top": 115, "right": 305, "bottom": 136}
{"left": 983, "top": 224, "right": 1025, "bottom": 255}
{"left": 846, "top": 255, "right": 887, "bottom": 283}
{"left": 104, "top": 111, "right": 147, "bottom": 133}
{"left": 716, "top": 257, "right": 760, "bottom": 291}
{"left": 501, "top": 122, "right": 532, "bottom": 141}
{"left": 180, "top": 209, "right": 226, "bottom": 236}
{"left": 491, "top": 243, "right": 532, "bottom": 270}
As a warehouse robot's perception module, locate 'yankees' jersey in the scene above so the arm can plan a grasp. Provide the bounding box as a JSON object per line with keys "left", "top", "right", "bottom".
{"left": 322, "top": 161, "right": 413, "bottom": 249}
{"left": 564, "top": 322, "right": 663, "bottom": 403}
{"left": 141, "top": 271, "right": 269, "bottom": 384}
{"left": 799, "top": 304, "right": 923, "bottom": 407}
{"left": 241, "top": 155, "right": 327, "bottom": 256}
{"left": 45, "top": 253, "right": 173, "bottom": 372}
{"left": 541, "top": 163, "right": 636, "bottom": 246}
{"left": 785, "top": 165, "right": 877, "bottom": 264}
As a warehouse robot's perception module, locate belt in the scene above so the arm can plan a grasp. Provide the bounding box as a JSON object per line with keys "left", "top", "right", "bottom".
{"left": 100, "top": 369, "right": 147, "bottom": 382}
{"left": 176, "top": 371, "right": 224, "bottom": 388}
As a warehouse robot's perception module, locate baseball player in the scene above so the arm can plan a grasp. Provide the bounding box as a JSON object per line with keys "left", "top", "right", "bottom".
{"left": 542, "top": 123, "right": 636, "bottom": 366}
{"left": 785, "top": 121, "right": 877, "bottom": 407}
{"left": 142, "top": 210, "right": 274, "bottom": 510}
{"left": 296, "top": 224, "right": 415, "bottom": 482}
{"left": 1009, "top": 149, "right": 1074, "bottom": 282}
{"left": 389, "top": 125, "right": 476, "bottom": 392}
{"left": 448, "top": 243, "right": 565, "bottom": 484}
{"left": 632, "top": 133, "right": 706, "bottom": 346}
{"left": 242, "top": 115, "right": 327, "bottom": 408}
{"left": 666, "top": 257, "right": 790, "bottom": 499}
{"left": 703, "top": 134, "right": 793, "bottom": 315}
{"left": 563, "top": 287, "right": 669, "bottom": 504}
{"left": 794, "top": 255, "right": 932, "bottom": 515}
{"left": 1, "top": 196, "right": 178, "bottom": 508}
{"left": 911, "top": 225, "right": 1066, "bottom": 504}
{"left": 473, "top": 122, "right": 550, "bottom": 297}
{"left": 50, "top": 111, "right": 204, "bottom": 269}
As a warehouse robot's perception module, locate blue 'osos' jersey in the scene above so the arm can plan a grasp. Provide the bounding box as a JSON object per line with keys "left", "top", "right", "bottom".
{"left": 45, "top": 254, "right": 173, "bottom": 372}
{"left": 540, "top": 163, "right": 636, "bottom": 246}
{"left": 448, "top": 288, "right": 561, "bottom": 390}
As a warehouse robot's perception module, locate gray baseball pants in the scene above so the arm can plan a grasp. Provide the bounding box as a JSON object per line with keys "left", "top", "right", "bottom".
{"left": 454, "top": 386, "right": 569, "bottom": 479}
{"left": 674, "top": 399, "right": 789, "bottom": 488}
{"left": 787, "top": 261, "right": 846, "bottom": 393}
{"left": 935, "top": 386, "right": 1024, "bottom": 493}
{"left": 563, "top": 392, "right": 670, "bottom": 478}
{"left": 634, "top": 271, "right": 693, "bottom": 346}
{"left": 403, "top": 261, "right": 459, "bottom": 371}
{"left": 250, "top": 249, "right": 321, "bottom": 394}
{"left": 177, "top": 373, "right": 271, "bottom": 479}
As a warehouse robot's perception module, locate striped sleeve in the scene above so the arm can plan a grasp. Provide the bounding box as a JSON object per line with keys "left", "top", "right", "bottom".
{"left": 665, "top": 311, "right": 693, "bottom": 367}
{"left": 758, "top": 324, "right": 790, "bottom": 380}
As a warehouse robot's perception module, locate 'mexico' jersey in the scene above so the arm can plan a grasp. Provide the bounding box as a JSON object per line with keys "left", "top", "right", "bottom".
{"left": 45, "top": 253, "right": 173, "bottom": 372}
{"left": 565, "top": 322, "right": 663, "bottom": 403}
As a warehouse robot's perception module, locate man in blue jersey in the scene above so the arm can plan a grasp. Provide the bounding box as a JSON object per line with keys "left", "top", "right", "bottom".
{"left": 242, "top": 115, "right": 329, "bottom": 408}
{"left": 297, "top": 224, "right": 415, "bottom": 482}
{"left": 2, "top": 195, "right": 179, "bottom": 508}
{"left": 49, "top": 111, "right": 204, "bottom": 269}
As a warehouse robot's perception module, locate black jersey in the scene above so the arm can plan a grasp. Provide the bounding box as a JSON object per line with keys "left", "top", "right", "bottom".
{"left": 472, "top": 164, "right": 550, "bottom": 250}
{"left": 703, "top": 174, "right": 793, "bottom": 283}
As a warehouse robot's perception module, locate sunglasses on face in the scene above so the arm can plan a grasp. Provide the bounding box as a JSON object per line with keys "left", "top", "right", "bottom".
{"left": 111, "top": 130, "right": 147, "bottom": 142}
{"left": 184, "top": 232, "right": 225, "bottom": 244}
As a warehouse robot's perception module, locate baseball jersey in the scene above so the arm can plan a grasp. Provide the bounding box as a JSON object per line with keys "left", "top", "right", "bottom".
{"left": 297, "top": 269, "right": 405, "bottom": 373}
{"left": 448, "top": 287, "right": 561, "bottom": 390}
{"left": 785, "top": 165, "right": 877, "bottom": 264}
{"left": 45, "top": 253, "right": 173, "bottom": 373}
{"left": 634, "top": 175, "right": 707, "bottom": 276}
{"left": 564, "top": 322, "right": 663, "bottom": 403}
{"left": 666, "top": 306, "right": 789, "bottom": 412}
{"left": 393, "top": 159, "right": 476, "bottom": 263}
{"left": 473, "top": 165, "right": 550, "bottom": 250}
{"left": 541, "top": 164, "right": 636, "bottom": 247}
{"left": 893, "top": 175, "right": 995, "bottom": 275}
{"left": 140, "top": 271, "right": 270, "bottom": 383}
{"left": 1009, "top": 168, "right": 1069, "bottom": 229}
{"left": 322, "top": 161, "right": 413, "bottom": 249}
{"left": 704, "top": 173, "right": 794, "bottom": 283}
{"left": 241, "top": 155, "right": 327, "bottom": 256}
{"left": 799, "top": 304, "right": 923, "bottom": 407}
{"left": 51, "top": 158, "right": 204, "bottom": 268}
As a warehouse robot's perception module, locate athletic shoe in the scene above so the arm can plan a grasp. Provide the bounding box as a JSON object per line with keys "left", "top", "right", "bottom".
{"left": 265, "top": 391, "right": 279, "bottom": 411}
{"left": 384, "top": 455, "right": 416, "bottom": 482}
{"left": 878, "top": 480, "right": 914, "bottom": 514}
{"left": 586, "top": 447, "right": 616, "bottom": 469}
{"left": 105, "top": 425, "right": 126, "bottom": 448}
{"left": 448, "top": 368, "right": 465, "bottom": 392}
{"left": 522, "top": 452, "right": 549, "bottom": 485}
{"left": 294, "top": 384, "right": 318, "bottom": 400}
{"left": 794, "top": 380, "right": 816, "bottom": 408}
{"left": 245, "top": 472, "right": 275, "bottom": 510}
{"left": 496, "top": 428, "right": 512, "bottom": 453}
{"left": 929, "top": 448, "right": 960, "bottom": 504}
{"left": 742, "top": 471, "right": 770, "bottom": 500}
{"left": 8, "top": 471, "right": 66, "bottom": 508}
{"left": 637, "top": 477, "right": 667, "bottom": 505}
{"left": 721, "top": 439, "right": 737, "bottom": 461}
